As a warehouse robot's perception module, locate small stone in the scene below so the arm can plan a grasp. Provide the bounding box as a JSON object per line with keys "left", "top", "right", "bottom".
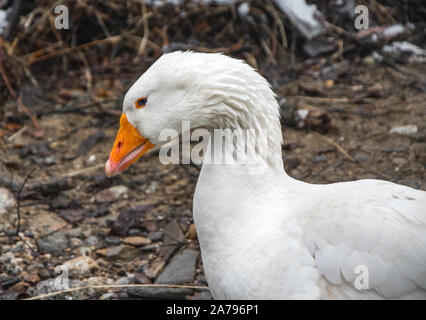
{"left": 117, "top": 246, "right": 140, "bottom": 261}
{"left": 21, "top": 271, "right": 40, "bottom": 284}
{"left": 0, "top": 277, "right": 21, "bottom": 289}
{"left": 10, "top": 281, "right": 30, "bottom": 293}
{"left": 117, "top": 269, "right": 127, "bottom": 277}
{"left": 393, "top": 157, "right": 407, "bottom": 165}
{"left": 354, "top": 153, "right": 370, "bottom": 163}
{"left": 128, "top": 228, "right": 142, "bottom": 236}
{"left": 186, "top": 223, "right": 197, "bottom": 240}
{"left": 160, "top": 219, "right": 184, "bottom": 260}
{"left": 100, "top": 292, "right": 115, "bottom": 300}
{"left": 390, "top": 125, "right": 418, "bottom": 136}
{"left": 96, "top": 245, "right": 139, "bottom": 261}
{"left": 142, "top": 221, "right": 158, "bottom": 232}
{"left": 312, "top": 154, "right": 327, "bottom": 163}
{"left": 70, "top": 237, "right": 83, "bottom": 248}
{"left": 148, "top": 231, "right": 163, "bottom": 242}
{"left": 123, "top": 236, "right": 151, "bottom": 247}
{"left": 43, "top": 155, "right": 56, "bottom": 166}
{"left": 34, "top": 278, "right": 86, "bottom": 298}
{"left": 94, "top": 185, "right": 129, "bottom": 203}
{"left": 195, "top": 275, "right": 208, "bottom": 286}
{"left": 114, "top": 274, "right": 134, "bottom": 285}
{"left": 28, "top": 210, "right": 68, "bottom": 238}
{"left": 37, "top": 268, "right": 50, "bottom": 280}
{"left": 0, "top": 187, "right": 16, "bottom": 215}
{"left": 156, "top": 249, "right": 199, "bottom": 285}
{"left": 144, "top": 260, "right": 165, "bottom": 279}
{"left": 37, "top": 232, "right": 69, "bottom": 256}
{"left": 61, "top": 256, "right": 99, "bottom": 278}
{"left": 59, "top": 209, "right": 85, "bottom": 224}
{"left": 66, "top": 228, "right": 84, "bottom": 238}
{"left": 105, "top": 236, "right": 121, "bottom": 245}
{"left": 106, "top": 245, "right": 124, "bottom": 257}
{"left": 95, "top": 248, "right": 107, "bottom": 257}
{"left": 134, "top": 272, "right": 152, "bottom": 284}
{"left": 146, "top": 181, "right": 158, "bottom": 193}
{"left": 87, "top": 155, "right": 96, "bottom": 163}
{"left": 84, "top": 235, "right": 99, "bottom": 247}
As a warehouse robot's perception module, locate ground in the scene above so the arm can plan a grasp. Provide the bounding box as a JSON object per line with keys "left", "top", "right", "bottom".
{"left": 0, "top": 54, "right": 425, "bottom": 299}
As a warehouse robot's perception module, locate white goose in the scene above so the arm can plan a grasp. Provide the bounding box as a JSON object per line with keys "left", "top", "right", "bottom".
{"left": 105, "top": 51, "right": 426, "bottom": 299}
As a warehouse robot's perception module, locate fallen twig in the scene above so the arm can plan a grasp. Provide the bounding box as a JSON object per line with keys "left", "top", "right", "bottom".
{"left": 313, "top": 132, "right": 355, "bottom": 162}
{"left": 25, "top": 283, "right": 209, "bottom": 300}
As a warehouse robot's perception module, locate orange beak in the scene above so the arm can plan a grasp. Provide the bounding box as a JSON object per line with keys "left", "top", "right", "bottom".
{"left": 105, "top": 113, "right": 155, "bottom": 177}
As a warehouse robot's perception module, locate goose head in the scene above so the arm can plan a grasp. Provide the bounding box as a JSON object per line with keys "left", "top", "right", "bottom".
{"left": 105, "top": 51, "right": 282, "bottom": 177}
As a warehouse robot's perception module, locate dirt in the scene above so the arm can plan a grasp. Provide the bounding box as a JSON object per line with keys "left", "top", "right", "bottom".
{"left": 0, "top": 54, "right": 425, "bottom": 299}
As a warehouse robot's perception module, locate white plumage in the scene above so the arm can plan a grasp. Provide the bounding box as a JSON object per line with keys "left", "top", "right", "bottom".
{"left": 114, "top": 51, "right": 426, "bottom": 299}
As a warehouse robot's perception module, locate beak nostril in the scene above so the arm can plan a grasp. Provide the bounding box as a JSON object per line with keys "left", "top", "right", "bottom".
{"left": 117, "top": 141, "right": 122, "bottom": 150}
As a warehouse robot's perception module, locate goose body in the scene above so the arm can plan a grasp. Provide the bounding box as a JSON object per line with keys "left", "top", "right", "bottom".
{"left": 105, "top": 51, "right": 426, "bottom": 299}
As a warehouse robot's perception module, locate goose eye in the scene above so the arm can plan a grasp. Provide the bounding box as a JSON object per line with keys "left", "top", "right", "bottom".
{"left": 135, "top": 97, "right": 147, "bottom": 109}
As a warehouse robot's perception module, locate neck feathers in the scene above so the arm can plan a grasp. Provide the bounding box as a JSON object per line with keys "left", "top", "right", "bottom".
{"left": 199, "top": 69, "right": 284, "bottom": 168}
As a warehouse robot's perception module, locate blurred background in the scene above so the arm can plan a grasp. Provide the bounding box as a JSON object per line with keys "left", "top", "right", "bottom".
{"left": 0, "top": 0, "right": 425, "bottom": 299}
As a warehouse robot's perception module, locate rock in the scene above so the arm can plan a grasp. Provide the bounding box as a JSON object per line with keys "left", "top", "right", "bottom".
{"left": 9, "top": 281, "right": 30, "bottom": 293}
{"left": 148, "top": 231, "right": 163, "bottom": 242}
{"left": 61, "top": 256, "right": 99, "bottom": 278}
{"left": 0, "top": 277, "right": 21, "bottom": 289}
{"left": 392, "top": 157, "right": 407, "bottom": 165}
{"left": 84, "top": 235, "right": 99, "bottom": 247}
{"left": 75, "top": 277, "right": 115, "bottom": 298}
{"left": 354, "top": 153, "right": 370, "bottom": 163}
{"left": 94, "top": 185, "right": 129, "bottom": 203}
{"left": 28, "top": 210, "right": 68, "bottom": 238}
{"left": 134, "top": 272, "right": 152, "bottom": 284}
{"left": 312, "top": 154, "right": 327, "bottom": 163}
{"left": 95, "top": 248, "right": 107, "bottom": 257}
{"left": 0, "top": 187, "right": 16, "bottom": 215}
{"left": 117, "top": 269, "right": 127, "bottom": 276}
{"left": 114, "top": 274, "right": 134, "bottom": 285}
{"left": 100, "top": 292, "right": 115, "bottom": 300}
{"left": 105, "top": 235, "right": 121, "bottom": 245}
{"left": 186, "top": 223, "right": 197, "bottom": 240}
{"left": 110, "top": 205, "right": 153, "bottom": 236}
{"left": 66, "top": 228, "right": 84, "bottom": 238}
{"left": 160, "top": 219, "right": 185, "bottom": 260}
{"left": 37, "top": 232, "right": 69, "bottom": 256}
{"left": 390, "top": 125, "right": 418, "bottom": 136}
{"left": 127, "top": 249, "right": 199, "bottom": 299}
{"left": 59, "top": 209, "right": 85, "bottom": 224}
{"left": 142, "top": 221, "right": 158, "bottom": 232}
{"left": 411, "top": 143, "right": 426, "bottom": 160}
{"left": 123, "top": 236, "right": 151, "bottom": 247}
{"left": 128, "top": 228, "right": 142, "bottom": 236}
{"left": 21, "top": 271, "right": 40, "bottom": 284}
{"left": 144, "top": 259, "right": 165, "bottom": 279}
{"left": 117, "top": 246, "right": 141, "bottom": 261}
{"left": 42, "top": 155, "right": 56, "bottom": 166}
{"left": 69, "top": 237, "right": 83, "bottom": 248}
{"left": 195, "top": 275, "right": 208, "bottom": 286}
{"left": 105, "top": 245, "right": 124, "bottom": 257}
{"left": 37, "top": 268, "right": 50, "bottom": 280}
{"left": 32, "top": 278, "right": 86, "bottom": 299}
{"left": 95, "top": 245, "right": 140, "bottom": 261}
{"left": 156, "top": 249, "right": 198, "bottom": 285}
